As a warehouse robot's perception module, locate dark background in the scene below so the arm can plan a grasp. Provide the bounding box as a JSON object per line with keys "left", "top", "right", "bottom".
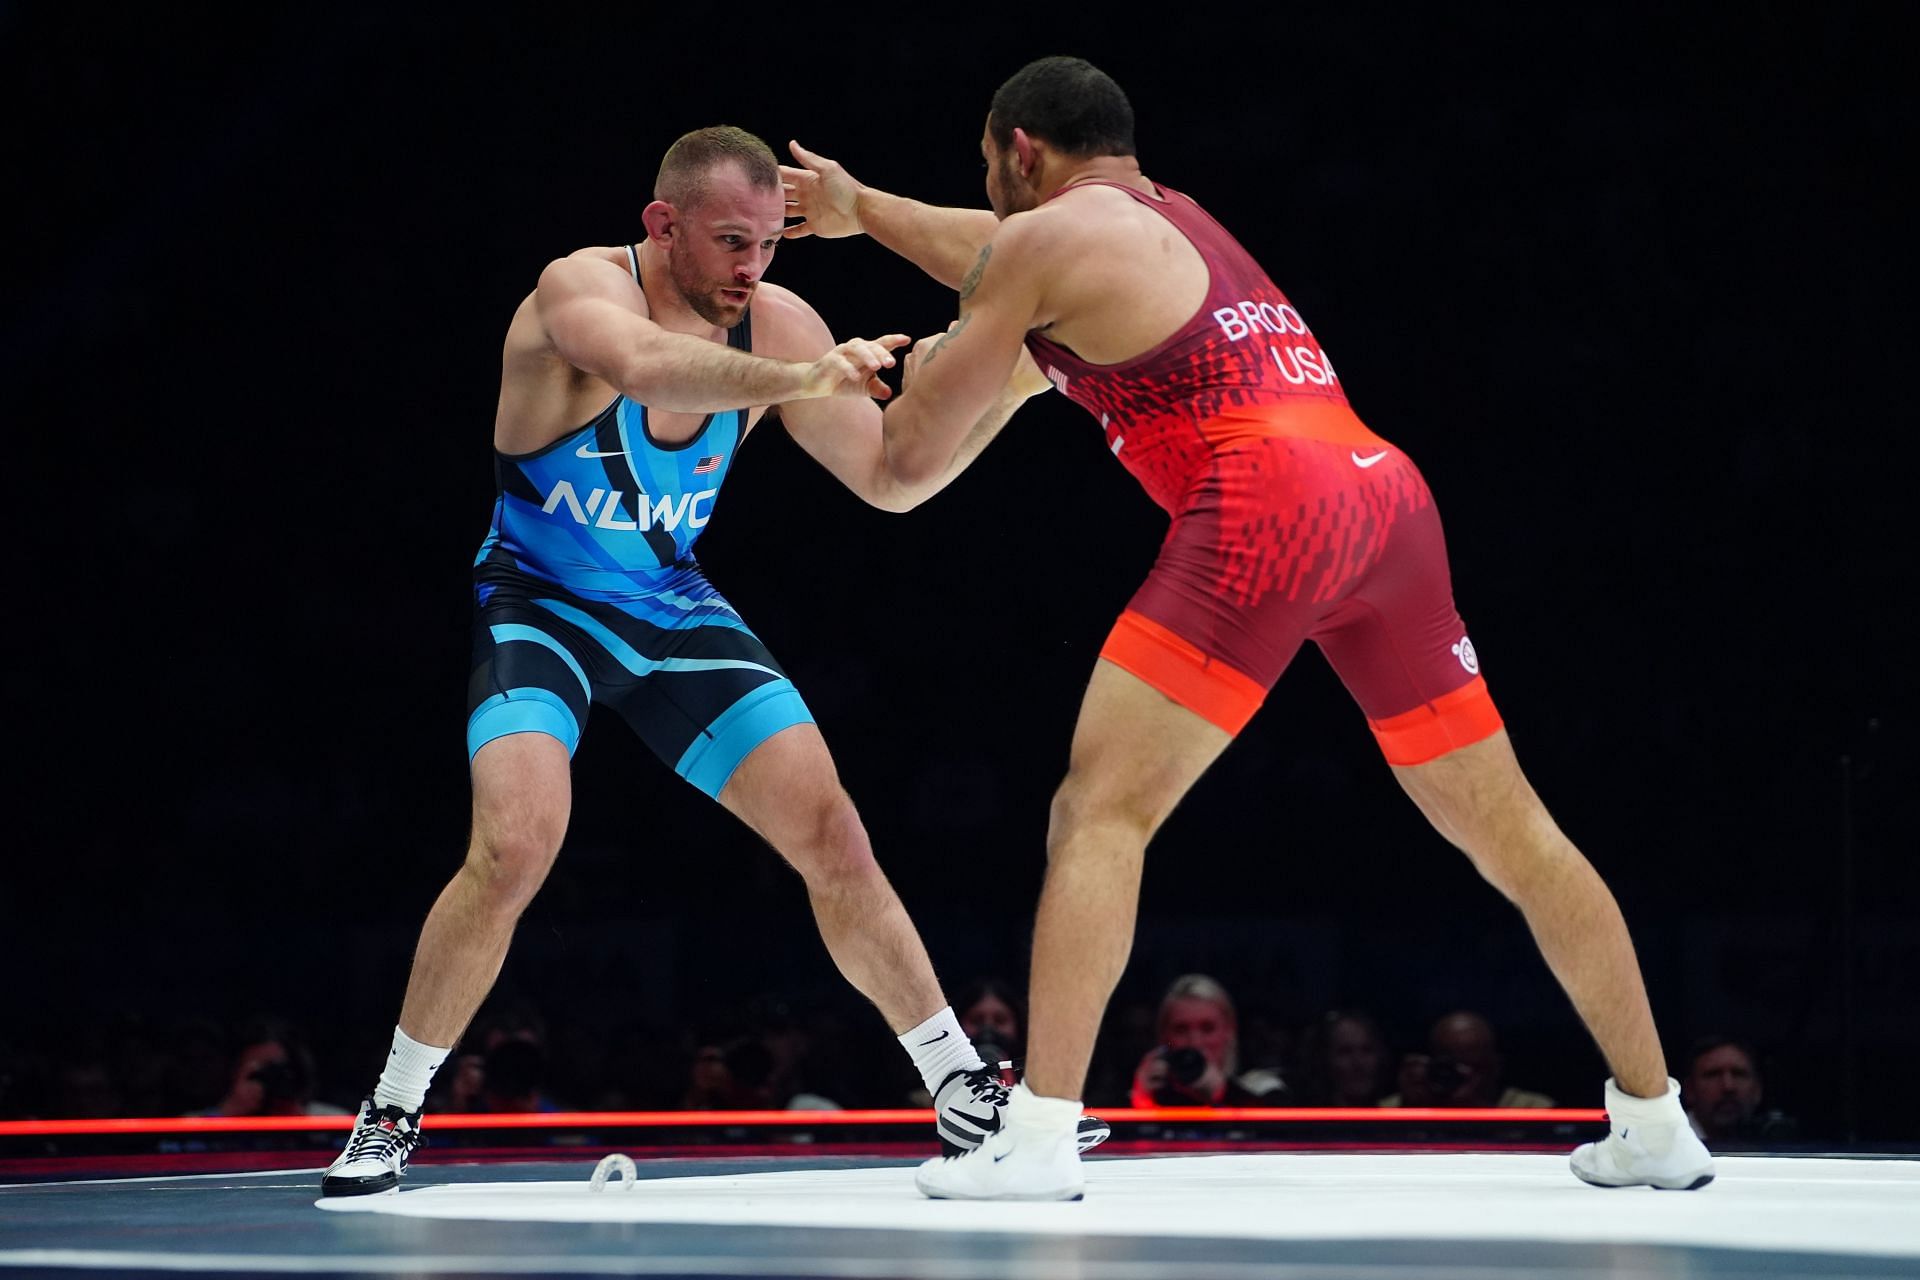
{"left": 2, "top": 8, "right": 1912, "bottom": 1135}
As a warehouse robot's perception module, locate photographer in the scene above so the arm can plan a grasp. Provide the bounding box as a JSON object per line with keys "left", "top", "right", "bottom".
{"left": 904, "top": 979, "right": 1024, "bottom": 1106}
{"left": 1383, "top": 1010, "right": 1553, "bottom": 1109}
{"left": 1129, "top": 975, "right": 1287, "bottom": 1108}
{"left": 957, "top": 979, "right": 1025, "bottom": 1077}
{"left": 196, "top": 1019, "right": 348, "bottom": 1118}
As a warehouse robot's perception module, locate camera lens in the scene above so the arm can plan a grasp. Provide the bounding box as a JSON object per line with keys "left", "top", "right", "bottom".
{"left": 971, "top": 1033, "right": 1010, "bottom": 1068}
{"left": 1165, "top": 1046, "right": 1208, "bottom": 1086}
{"left": 249, "top": 1060, "right": 298, "bottom": 1103}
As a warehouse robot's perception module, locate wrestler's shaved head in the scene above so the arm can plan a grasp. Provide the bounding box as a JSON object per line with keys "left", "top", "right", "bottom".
{"left": 655, "top": 125, "right": 780, "bottom": 211}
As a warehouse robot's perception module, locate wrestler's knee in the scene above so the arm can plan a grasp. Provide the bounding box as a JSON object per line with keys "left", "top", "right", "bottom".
{"left": 787, "top": 789, "right": 882, "bottom": 887}
{"left": 464, "top": 804, "right": 567, "bottom": 913}
{"left": 1440, "top": 787, "right": 1575, "bottom": 903}
{"left": 1396, "top": 733, "right": 1564, "bottom": 891}
{"left": 1046, "top": 767, "right": 1157, "bottom": 861}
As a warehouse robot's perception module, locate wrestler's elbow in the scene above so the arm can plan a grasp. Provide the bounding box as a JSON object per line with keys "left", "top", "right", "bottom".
{"left": 880, "top": 452, "right": 947, "bottom": 511}
{"left": 882, "top": 425, "right": 949, "bottom": 488}
{"left": 608, "top": 333, "right": 676, "bottom": 405}
{"left": 863, "top": 465, "right": 932, "bottom": 514}
{"left": 868, "top": 488, "right": 923, "bottom": 515}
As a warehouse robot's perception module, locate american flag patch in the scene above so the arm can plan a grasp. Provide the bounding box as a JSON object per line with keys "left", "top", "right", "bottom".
{"left": 692, "top": 454, "right": 724, "bottom": 474}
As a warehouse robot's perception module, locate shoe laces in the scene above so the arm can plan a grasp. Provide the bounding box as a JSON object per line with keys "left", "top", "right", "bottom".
{"left": 342, "top": 1102, "right": 423, "bottom": 1162}
{"left": 960, "top": 1067, "right": 1010, "bottom": 1108}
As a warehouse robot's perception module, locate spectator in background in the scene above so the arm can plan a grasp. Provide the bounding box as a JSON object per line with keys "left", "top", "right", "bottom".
{"left": 196, "top": 1019, "right": 349, "bottom": 1117}
{"left": 426, "top": 996, "right": 561, "bottom": 1114}
{"left": 584, "top": 1020, "right": 674, "bottom": 1111}
{"left": 468, "top": 997, "right": 551, "bottom": 1058}
{"left": 1384, "top": 1010, "right": 1553, "bottom": 1108}
{"left": 1130, "top": 974, "right": 1288, "bottom": 1107}
{"left": 428, "top": 1050, "right": 487, "bottom": 1113}
{"left": 681, "top": 1041, "right": 735, "bottom": 1110}
{"left": 957, "top": 978, "right": 1025, "bottom": 1070}
{"left": 680, "top": 1035, "right": 779, "bottom": 1110}
{"left": 751, "top": 999, "right": 843, "bottom": 1111}
{"left": 903, "top": 979, "right": 1025, "bottom": 1107}
{"left": 1683, "top": 1036, "right": 1797, "bottom": 1144}
{"left": 1295, "top": 1009, "right": 1392, "bottom": 1107}
{"left": 479, "top": 1037, "right": 561, "bottom": 1113}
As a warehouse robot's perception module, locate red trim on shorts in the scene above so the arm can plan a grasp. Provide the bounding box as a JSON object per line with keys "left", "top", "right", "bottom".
{"left": 1100, "top": 609, "right": 1267, "bottom": 735}
{"left": 1368, "top": 675, "right": 1504, "bottom": 765}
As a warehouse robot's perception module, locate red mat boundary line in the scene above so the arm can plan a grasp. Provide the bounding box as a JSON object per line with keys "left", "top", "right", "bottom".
{"left": 0, "top": 1107, "right": 1605, "bottom": 1137}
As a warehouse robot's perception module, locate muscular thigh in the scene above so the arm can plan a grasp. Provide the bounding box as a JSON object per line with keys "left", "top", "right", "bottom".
{"left": 469, "top": 730, "right": 573, "bottom": 852}
{"left": 716, "top": 721, "right": 850, "bottom": 851}
{"left": 1060, "top": 659, "right": 1233, "bottom": 831}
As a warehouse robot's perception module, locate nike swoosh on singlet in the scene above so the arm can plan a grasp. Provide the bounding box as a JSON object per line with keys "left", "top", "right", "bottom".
{"left": 1351, "top": 450, "right": 1391, "bottom": 468}
{"left": 576, "top": 443, "right": 628, "bottom": 459}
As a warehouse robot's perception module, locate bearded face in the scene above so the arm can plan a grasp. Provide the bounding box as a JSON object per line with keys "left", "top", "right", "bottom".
{"left": 660, "top": 162, "right": 785, "bottom": 327}
{"left": 667, "top": 242, "right": 751, "bottom": 327}
{"left": 982, "top": 125, "right": 1039, "bottom": 220}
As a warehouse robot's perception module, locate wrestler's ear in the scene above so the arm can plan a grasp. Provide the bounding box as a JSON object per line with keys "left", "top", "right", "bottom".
{"left": 1011, "top": 127, "right": 1037, "bottom": 178}
{"left": 641, "top": 200, "right": 676, "bottom": 245}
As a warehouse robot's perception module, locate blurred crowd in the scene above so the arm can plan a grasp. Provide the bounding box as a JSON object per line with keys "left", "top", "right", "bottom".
{"left": 0, "top": 973, "right": 1798, "bottom": 1145}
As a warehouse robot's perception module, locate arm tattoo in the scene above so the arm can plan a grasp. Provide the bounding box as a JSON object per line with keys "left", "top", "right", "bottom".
{"left": 923, "top": 246, "right": 989, "bottom": 368}
{"left": 958, "top": 245, "right": 992, "bottom": 301}
{"left": 921, "top": 311, "right": 971, "bottom": 366}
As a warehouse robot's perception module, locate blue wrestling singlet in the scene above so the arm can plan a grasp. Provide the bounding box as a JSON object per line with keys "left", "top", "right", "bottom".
{"left": 465, "top": 245, "right": 813, "bottom": 797}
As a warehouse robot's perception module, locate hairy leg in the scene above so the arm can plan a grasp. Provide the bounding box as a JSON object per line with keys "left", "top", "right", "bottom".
{"left": 1393, "top": 729, "right": 1666, "bottom": 1096}
{"left": 396, "top": 733, "right": 572, "bottom": 1047}
{"left": 721, "top": 723, "right": 945, "bottom": 1033}
{"left": 1023, "top": 661, "right": 1231, "bottom": 1100}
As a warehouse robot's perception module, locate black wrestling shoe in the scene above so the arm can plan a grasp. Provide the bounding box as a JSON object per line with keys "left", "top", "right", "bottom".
{"left": 1076, "top": 1113, "right": 1112, "bottom": 1153}
{"left": 933, "top": 1066, "right": 1008, "bottom": 1156}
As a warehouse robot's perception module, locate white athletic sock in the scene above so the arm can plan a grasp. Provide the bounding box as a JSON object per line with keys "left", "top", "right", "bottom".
{"left": 371, "top": 1026, "right": 451, "bottom": 1113}
{"left": 899, "top": 1007, "right": 984, "bottom": 1095}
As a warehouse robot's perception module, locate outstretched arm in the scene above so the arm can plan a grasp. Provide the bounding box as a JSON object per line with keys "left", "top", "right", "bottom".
{"left": 765, "top": 286, "right": 1047, "bottom": 512}
{"left": 781, "top": 142, "right": 999, "bottom": 291}
{"left": 534, "top": 250, "right": 905, "bottom": 411}
{"left": 880, "top": 225, "right": 1051, "bottom": 490}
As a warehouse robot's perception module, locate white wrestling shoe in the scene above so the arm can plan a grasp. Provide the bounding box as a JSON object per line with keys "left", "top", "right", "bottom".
{"left": 1570, "top": 1076, "right": 1716, "bottom": 1191}
{"left": 321, "top": 1097, "right": 425, "bottom": 1196}
{"left": 918, "top": 1083, "right": 1085, "bottom": 1201}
